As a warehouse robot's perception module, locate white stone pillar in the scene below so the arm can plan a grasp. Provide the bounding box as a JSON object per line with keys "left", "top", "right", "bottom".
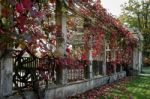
{"left": 133, "top": 48, "right": 138, "bottom": 70}
{"left": 120, "top": 64, "right": 123, "bottom": 72}
{"left": 61, "top": 5, "right": 67, "bottom": 84}
{"left": 0, "top": 50, "right": 13, "bottom": 98}
{"left": 138, "top": 51, "right": 142, "bottom": 72}
{"left": 55, "top": 1, "right": 68, "bottom": 84}
{"left": 88, "top": 50, "right": 93, "bottom": 79}
{"left": 138, "top": 39, "right": 143, "bottom": 73}
{"left": 102, "top": 38, "right": 106, "bottom": 75}
{"left": 112, "top": 49, "right": 116, "bottom": 73}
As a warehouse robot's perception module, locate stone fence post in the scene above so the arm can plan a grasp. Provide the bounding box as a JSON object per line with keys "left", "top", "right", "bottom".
{"left": 88, "top": 50, "right": 93, "bottom": 79}
{"left": 56, "top": 67, "right": 68, "bottom": 85}
{"left": 102, "top": 38, "right": 107, "bottom": 75}
{"left": 0, "top": 50, "right": 13, "bottom": 99}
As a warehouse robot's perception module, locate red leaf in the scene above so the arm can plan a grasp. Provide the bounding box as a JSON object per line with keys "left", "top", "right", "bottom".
{"left": 16, "top": 15, "right": 27, "bottom": 25}
{"left": 36, "top": 11, "right": 45, "bottom": 19}
{"left": 22, "top": 0, "right": 32, "bottom": 9}
{"left": 49, "top": 0, "right": 55, "bottom": 3}
{"left": 66, "top": 48, "right": 70, "bottom": 53}
{"left": 18, "top": 25, "right": 27, "bottom": 33}
{"left": 1, "top": 8, "right": 9, "bottom": 17}
{"left": 81, "top": 53, "right": 87, "bottom": 60}
{"left": 16, "top": 15, "right": 27, "bottom": 32}
{"left": 15, "top": 2, "right": 24, "bottom": 13}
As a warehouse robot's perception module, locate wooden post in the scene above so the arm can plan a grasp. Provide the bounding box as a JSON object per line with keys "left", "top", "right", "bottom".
{"left": 0, "top": 50, "right": 13, "bottom": 98}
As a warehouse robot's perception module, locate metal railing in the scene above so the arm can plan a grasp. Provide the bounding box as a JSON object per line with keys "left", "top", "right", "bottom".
{"left": 67, "top": 69, "right": 84, "bottom": 82}
{"left": 12, "top": 54, "right": 105, "bottom": 91}
{"left": 13, "top": 57, "right": 57, "bottom": 90}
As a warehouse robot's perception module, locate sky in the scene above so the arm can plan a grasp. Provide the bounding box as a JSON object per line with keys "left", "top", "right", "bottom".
{"left": 101, "top": 0, "right": 128, "bottom": 17}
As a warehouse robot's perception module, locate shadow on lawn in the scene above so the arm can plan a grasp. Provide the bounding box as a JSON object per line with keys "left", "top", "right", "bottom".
{"left": 104, "top": 76, "right": 150, "bottom": 99}
{"left": 68, "top": 76, "right": 150, "bottom": 99}
{"left": 125, "top": 76, "right": 150, "bottom": 99}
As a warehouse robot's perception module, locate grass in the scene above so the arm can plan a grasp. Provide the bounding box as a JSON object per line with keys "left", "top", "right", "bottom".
{"left": 68, "top": 66, "right": 150, "bottom": 99}
{"left": 105, "top": 66, "right": 150, "bottom": 99}
{"left": 68, "top": 75, "right": 150, "bottom": 99}
{"left": 105, "top": 75, "right": 150, "bottom": 99}
{"left": 142, "top": 66, "right": 150, "bottom": 74}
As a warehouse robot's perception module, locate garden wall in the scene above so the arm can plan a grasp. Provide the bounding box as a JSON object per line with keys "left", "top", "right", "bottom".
{"left": 7, "top": 71, "right": 126, "bottom": 99}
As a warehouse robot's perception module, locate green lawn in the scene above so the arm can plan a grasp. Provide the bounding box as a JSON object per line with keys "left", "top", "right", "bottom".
{"left": 142, "top": 66, "right": 150, "bottom": 74}
{"left": 68, "top": 75, "right": 150, "bottom": 99}
{"left": 103, "top": 75, "right": 150, "bottom": 99}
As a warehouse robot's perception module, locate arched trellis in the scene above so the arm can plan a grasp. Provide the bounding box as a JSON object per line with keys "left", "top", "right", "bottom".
{"left": 0, "top": 1, "right": 139, "bottom": 98}
{"left": 0, "top": 0, "right": 137, "bottom": 62}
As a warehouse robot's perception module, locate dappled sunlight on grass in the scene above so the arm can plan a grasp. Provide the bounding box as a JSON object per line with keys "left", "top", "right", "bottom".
{"left": 119, "top": 75, "right": 150, "bottom": 99}
{"left": 68, "top": 75, "right": 150, "bottom": 99}
{"left": 103, "top": 75, "right": 150, "bottom": 99}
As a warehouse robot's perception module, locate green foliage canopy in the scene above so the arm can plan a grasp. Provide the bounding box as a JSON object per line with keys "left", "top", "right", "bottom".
{"left": 119, "top": 0, "right": 150, "bottom": 63}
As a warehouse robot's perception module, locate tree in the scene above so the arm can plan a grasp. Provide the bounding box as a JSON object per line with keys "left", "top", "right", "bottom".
{"left": 119, "top": 0, "right": 150, "bottom": 65}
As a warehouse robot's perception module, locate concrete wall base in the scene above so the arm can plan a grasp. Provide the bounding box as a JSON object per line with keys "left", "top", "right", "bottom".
{"left": 6, "top": 71, "right": 126, "bottom": 99}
